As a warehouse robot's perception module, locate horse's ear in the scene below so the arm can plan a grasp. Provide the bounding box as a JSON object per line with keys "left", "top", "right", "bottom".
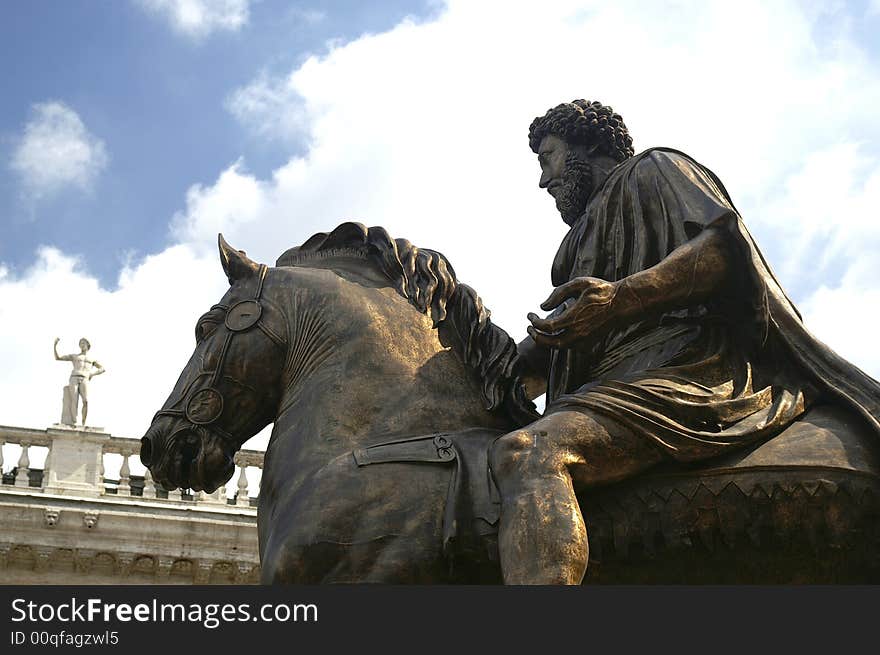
{"left": 218, "top": 233, "right": 260, "bottom": 284}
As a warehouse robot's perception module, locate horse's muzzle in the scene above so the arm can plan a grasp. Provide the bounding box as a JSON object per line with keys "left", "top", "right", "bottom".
{"left": 139, "top": 433, "right": 154, "bottom": 467}
{"left": 141, "top": 418, "right": 234, "bottom": 493}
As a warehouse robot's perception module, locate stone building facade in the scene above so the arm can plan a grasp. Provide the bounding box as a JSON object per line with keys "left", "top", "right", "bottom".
{"left": 0, "top": 424, "right": 263, "bottom": 584}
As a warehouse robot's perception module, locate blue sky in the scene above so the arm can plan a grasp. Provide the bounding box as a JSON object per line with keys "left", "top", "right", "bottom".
{"left": 1, "top": 0, "right": 436, "bottom": 284}
{"left": 2, "top": 0, "right": 880, "bottom": 458}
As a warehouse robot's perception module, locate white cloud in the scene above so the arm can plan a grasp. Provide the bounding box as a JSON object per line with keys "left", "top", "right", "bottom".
{"left": 3, "top": 0, "right": 880, "bottom": 458}
{"left": 756, "top": 143, "right": 880, "bottom": 292}
{"left": 170, "top": 159, "right": 269, "bottom": 246}
{"left": 10, "top": 102, "right": 108, "bottom": 200}
{"left": 224, "top": 73, "right": 309, "bottom": 142}
{"left": 137, "top": 0, "right": 250, "bottom": 39}
{"left": 787, "top": 149, "right": 880, "bottom": 374}
{"left": 801, "top": 260, "right": 880, "bottom": 378}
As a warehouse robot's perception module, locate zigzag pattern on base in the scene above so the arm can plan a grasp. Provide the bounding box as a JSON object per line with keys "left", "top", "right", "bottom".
{"left": 579, "top": 468, "right": 880, "bottom": 583}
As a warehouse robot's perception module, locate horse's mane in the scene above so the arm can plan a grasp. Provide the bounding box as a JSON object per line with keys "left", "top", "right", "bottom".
{"left": 277, "top": 222, "right": 540, "bottom": 425}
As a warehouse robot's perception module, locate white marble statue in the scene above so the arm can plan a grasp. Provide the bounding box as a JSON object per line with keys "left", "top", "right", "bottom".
{"left": 54, "top": 337, "right": 105, "bottom": 426}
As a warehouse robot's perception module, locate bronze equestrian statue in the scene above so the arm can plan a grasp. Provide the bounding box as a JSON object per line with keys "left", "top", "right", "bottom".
{"left": 141, "top": 100, "right": 880, "bottom": 583}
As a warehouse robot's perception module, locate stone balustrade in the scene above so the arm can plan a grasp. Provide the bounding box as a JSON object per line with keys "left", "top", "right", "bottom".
{"left": 0, "top": 426, "right": 51, "bottom": 489}
{"left": 0, "top": 424, "right": 264, "bottom": 508}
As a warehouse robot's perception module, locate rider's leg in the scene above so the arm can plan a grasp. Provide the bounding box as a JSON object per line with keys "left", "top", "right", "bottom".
{"left": 489, "top": 409, "right": 662, "bottom": 584}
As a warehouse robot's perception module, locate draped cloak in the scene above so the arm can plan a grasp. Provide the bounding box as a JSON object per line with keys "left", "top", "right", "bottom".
{"left": 545, "top": 148, "right": 880, "bottom": 462}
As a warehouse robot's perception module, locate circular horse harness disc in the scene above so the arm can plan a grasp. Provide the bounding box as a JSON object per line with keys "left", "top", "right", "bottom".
{"left": 186, "top": 388, "right": 224, "bottom": 425}
{"left": 225, "top": 300, "right": 262, "bottom": 332}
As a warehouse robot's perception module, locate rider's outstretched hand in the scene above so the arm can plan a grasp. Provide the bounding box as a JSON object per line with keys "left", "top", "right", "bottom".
{"left": 527, "top": 276, "right": 622, "bottom": 349}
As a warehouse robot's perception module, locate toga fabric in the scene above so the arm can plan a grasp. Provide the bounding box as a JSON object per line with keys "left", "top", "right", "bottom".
{"left": 546, "top": 148, "right": 880, "bottom": 462}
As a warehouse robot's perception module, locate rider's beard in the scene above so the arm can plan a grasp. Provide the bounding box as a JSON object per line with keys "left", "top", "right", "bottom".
{"left": 556, "top": 153, "right": 594, "bottom": 227}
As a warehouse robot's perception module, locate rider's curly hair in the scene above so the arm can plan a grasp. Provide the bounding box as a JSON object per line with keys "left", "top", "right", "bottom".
{"left": 528, "top": 99, "right": 634, "bottom": 162}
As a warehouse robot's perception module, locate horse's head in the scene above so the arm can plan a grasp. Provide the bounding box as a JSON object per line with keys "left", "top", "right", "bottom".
{"left": 141, "top": 235, "right": 288, "bottom": 492}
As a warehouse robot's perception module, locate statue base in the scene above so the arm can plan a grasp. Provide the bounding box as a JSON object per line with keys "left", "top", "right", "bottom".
{"left": 43, "top": 426, "right": 110, "bottom": 496}
{"left": 51, "top": 423, "right": 106, "bottom": 432}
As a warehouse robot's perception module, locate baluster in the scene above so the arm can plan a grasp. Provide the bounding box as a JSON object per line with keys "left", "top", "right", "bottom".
{"left": 97, "top": 453, "right": 106, "bottom": 494}
{"left": 0, "top": 439, "right": 5, "bottom": 483}
{"left": 201, "top": 482, "right": 226, "bottom": 503}
{"left": 142, "top": 468, "right": 157, "bottom": 498}
{"left": 15, "top": 443, "right": 31, "bottom": 487}
{"left": 252, "top": 464, "right": 262, "bottom": 502}
{"left": 199, "top": 487, "right": 211, "bottom": 503}
{"left": 41, "top": 443, "right": 51, "bottom": 489}
{"left": 236, "top": 466, "right": 249, "bottom": 506}
{"left": 118, "top": 453, "right": 131, "bottom": 496}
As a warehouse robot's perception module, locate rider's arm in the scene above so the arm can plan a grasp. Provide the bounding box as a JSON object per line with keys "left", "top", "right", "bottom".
{"left": 612, "top": 223, "right": 733, "bottom": 320}
{"left": 517, "top": 335, "right": 550, "bottom": 400}
{"left": 528, "top": 223, "right": 734, "bottom": 349}
{"left": 90, "top": 362, "right": 106, "bottom": 379}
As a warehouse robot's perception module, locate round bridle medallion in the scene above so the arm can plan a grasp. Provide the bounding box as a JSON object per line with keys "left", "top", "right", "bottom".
{"left": 154, "top": 264, "right": 273, "bottom": 435}
{"left": 225, "top": 300, "right": 262, "bottom": 332}
{"left": 186, "top": 388, "right": 224, "bottom": 424}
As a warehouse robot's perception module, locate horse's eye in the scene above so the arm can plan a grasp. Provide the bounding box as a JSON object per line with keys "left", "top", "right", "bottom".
{"left": 195, "top": 320, "right": 218, "bottom": 343}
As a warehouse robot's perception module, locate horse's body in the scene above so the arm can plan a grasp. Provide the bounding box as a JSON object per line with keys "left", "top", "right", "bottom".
{"left": 141, "top": 225, "right": 531, "bottom": 583}
{"left": 256, "top": 264, "right": 510, "bottom": 582}
{"left": 141, "top": 225, "right": 880, "bottom": 584}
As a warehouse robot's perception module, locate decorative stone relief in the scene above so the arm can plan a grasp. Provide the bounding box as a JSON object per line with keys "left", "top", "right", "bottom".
{"left": 44, "top": 508, "right": 60, "bottom": 527}
{"left": 82, "top": 511, "right": 99, "bottom": 529}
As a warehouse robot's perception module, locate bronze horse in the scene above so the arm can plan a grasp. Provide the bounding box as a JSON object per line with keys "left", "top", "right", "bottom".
{"left": 141, "top": 223, "right": 880, "bottom": 583}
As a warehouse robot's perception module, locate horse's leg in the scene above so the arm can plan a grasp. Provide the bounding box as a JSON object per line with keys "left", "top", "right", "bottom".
{"left": 489, "top": 409, "right": 663, "bottom": 584}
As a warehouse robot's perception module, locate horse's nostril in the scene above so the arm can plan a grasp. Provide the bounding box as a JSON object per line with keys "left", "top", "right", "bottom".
{"left": 140, "top": 437, "right": 153, "bottom": 466}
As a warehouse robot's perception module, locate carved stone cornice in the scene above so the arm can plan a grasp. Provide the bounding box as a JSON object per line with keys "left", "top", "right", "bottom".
{"left": 195, "top": 560, "right": 213, "bottom": 584}
{"left": 0, "top": 539, "right": 259, "bottom": 584}
{"left": 33, "top": 546, "right": 53, "bottom": 571}
{"left": 75, "top": 548, "right": 95, "bottom": 573}
{"left": 156, "top": 556, "right": 174, "bottom": 578}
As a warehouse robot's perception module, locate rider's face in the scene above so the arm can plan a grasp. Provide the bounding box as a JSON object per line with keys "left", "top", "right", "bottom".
{"left": 537, "top": 134, "right": 596, "bottom": 226}
{"left": 537, "top": 134, "right": 568, "bottom": 200}
{"left": 79, "top": 339, "right": 88, "bottom": 352}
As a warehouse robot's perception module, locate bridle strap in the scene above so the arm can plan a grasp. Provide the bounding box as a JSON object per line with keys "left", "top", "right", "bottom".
{"left": 151, "top": 264, "right": 281, "bottom": 444}
{"left": 211, "top": 332, "right": 235, "bottom": 387}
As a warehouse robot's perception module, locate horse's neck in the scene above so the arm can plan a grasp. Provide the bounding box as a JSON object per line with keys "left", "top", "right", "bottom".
{"left": 269, "top": 265, "right": 506, "bottom": 456}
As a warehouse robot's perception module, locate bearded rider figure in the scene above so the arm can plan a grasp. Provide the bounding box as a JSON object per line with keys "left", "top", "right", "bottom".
{"left": 488, "top": 99, "right": 880, "bottom": 584}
